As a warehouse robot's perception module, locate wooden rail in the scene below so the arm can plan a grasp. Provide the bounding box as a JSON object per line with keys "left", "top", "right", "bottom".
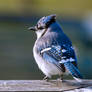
{"left": 0, "top": 80, "right": 92, "bottom": 91}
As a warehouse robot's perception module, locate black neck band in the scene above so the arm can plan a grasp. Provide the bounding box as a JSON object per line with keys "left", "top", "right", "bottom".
{"left": 46, "top": 19, "right": 55, "bottom": 28}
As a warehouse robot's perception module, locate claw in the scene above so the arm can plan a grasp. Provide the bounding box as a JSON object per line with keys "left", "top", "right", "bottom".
{"left": 43, "top": 76, "right": 49, "bottom": 81}
{"left": 57, "top": 74, "right": 64, "bottom": 82}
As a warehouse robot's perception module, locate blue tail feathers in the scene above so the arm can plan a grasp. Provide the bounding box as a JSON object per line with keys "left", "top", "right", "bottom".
{"left": 64, "top": 62, "right": 83, "bottom": 79}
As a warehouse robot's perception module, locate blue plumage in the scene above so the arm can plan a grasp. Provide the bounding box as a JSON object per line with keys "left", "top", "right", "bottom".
{"left": 29, "top": 14, "right": 83, "bottom": 81}
{"left": 64, "top": 62, "right": 83, "bottom": 78}
{"left": 41, "top": 44, "right": 82, "bottom": 79}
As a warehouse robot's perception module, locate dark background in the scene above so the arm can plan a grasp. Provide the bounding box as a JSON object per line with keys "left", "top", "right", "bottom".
{"left": 0, "top": 0, "right": 92, "bottom": 79}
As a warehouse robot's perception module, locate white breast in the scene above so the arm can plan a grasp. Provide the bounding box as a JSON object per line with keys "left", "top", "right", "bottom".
{"left": 33, "top": 42, "right": 63, "bottom": 78}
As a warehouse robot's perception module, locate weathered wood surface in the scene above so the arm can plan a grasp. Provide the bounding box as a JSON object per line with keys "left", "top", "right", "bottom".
{"left": 0, "top": 80, "right": 91, "bottom": 91}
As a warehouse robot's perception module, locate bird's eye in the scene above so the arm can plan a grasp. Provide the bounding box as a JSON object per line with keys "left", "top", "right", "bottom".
{"left": 36, "top": 24, "right": 44, "bottom": 30}
{"left": 38, "top": 26, "right": 44, "bottom": 30}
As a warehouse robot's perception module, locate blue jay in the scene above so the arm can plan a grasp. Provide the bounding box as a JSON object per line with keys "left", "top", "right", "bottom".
{"left": 28, "top": 14, "right": 83, "bottom": 82}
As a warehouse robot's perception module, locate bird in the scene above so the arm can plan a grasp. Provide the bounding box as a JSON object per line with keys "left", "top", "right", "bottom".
{"left": 28, "top": 14, "right": 83, "bottom": 82}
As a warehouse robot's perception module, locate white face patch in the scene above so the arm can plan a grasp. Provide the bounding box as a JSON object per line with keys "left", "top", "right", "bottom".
{"left": 41, "top": 47, "right": 51, "bottom": 53}
{"left": 36, "top": 29, "right": 46, "bottom": 39}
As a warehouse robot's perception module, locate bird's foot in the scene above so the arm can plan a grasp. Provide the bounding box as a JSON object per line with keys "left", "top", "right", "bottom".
{"left": 56, "top": 78, "right": 63, "bottom": 87}
{"left": 43, "top": 76, "right": 49, "bottom": 82}
{"left": 57, "top": 78, "right": 63, "bottom": 82}
{"left": 57, "top": 74, "right": 64, "bottom": 82}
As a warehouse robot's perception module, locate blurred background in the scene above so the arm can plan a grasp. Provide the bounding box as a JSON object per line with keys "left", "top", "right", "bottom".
{"left": 0, "top": 0, "right": 92, "bottom": 80}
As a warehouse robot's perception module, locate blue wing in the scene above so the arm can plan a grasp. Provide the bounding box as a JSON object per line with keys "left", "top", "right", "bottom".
{"left": 40, "top": 45, "right": 83, "bottom": 79}
{"left": 41, "top": 46, "right": 64, "bottom": 72}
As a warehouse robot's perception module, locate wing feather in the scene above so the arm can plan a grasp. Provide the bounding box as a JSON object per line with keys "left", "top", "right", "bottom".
{"left": 40, "top": 45, "right": 82, "bottom": 79}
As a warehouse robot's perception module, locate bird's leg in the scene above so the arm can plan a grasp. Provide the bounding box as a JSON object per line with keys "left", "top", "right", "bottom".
{"left": 56, "top": 74, "right": 64, "bottom": 87}
{"left": 60, "top": 74, "right": 64, "bottom": 81}
{"left": 43, "top": 76, "right": 49, "bottom": 81}
{"left": 57, "top": 74, "right": 63, "bottom": 81}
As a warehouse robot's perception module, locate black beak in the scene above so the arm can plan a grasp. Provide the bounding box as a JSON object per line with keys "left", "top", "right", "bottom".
{"left": 28, "top": 26, "right": 37, "bottom": 31}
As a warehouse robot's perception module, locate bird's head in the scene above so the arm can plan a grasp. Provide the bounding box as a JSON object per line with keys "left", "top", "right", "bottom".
{"left": 28, "top": 14, "right": 56, "bottom": 38}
